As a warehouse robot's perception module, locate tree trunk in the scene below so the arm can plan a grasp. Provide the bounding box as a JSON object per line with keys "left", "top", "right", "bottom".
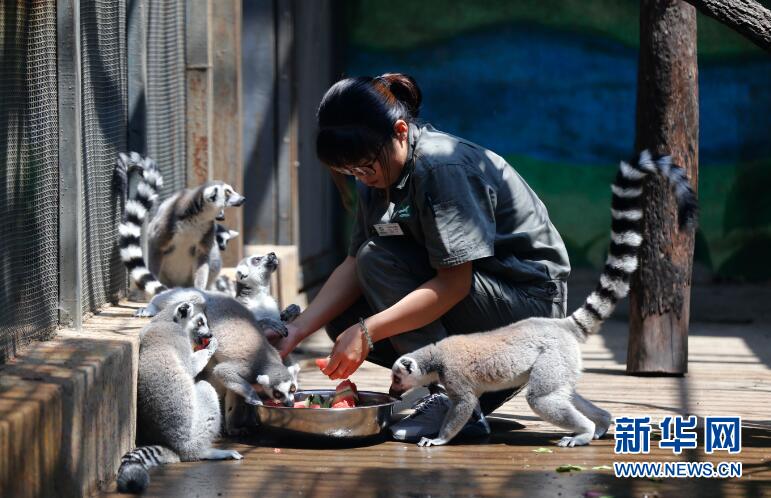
{"left": 681, "top": 0, "right": 771, "bottom": 53}
{"left": 628, "top": 0, "right": 698, "bottom": 375}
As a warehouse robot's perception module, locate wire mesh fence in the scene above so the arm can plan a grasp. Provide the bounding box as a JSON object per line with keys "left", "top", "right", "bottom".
{"left": 0, "top": 1, "right": 61, "bottom": 362}
{"left": 146, "top": 0, "right": 187, "bottom": 198}
{"left": 80, "top": 0, "right": 128, "bottom": 314}
{"left": 0, "top": 0, "right": 189, "bottom": 363}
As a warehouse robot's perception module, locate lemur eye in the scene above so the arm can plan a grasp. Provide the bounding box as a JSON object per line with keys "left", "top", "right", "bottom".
{"left": 289, "top": 385, "right": 296, "bottom": 394}
{"left": 208, "top": 187, "right": 218, "bottom": 201}
{"left": 197, "top": 318, "right": 204, "bottom": 327}
{"left": 225, "top": 188, "right": 232, "bottom": 196}
{"left": 273, "top": 390, "right": 283, "bottom": 399}
{"left": 251, "top": 256, "right": 261, "bottom": 265}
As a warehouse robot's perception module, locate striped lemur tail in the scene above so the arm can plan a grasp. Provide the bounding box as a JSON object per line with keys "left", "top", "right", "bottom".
{"left": 116, "top": 152, "right": 167, "bottom": 296}
{"left": 569, "top": 150, "right": 698, "bottom": 341}
{"left": 116, "top": 445, "right": 180, "bottom": 494}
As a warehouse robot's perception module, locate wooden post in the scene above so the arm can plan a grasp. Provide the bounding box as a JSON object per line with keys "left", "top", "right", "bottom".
{"left": 628, "top": 0, "right": 699, "bottom": 375}
{"left": 185, "top": 0, "right": 213, "bottom": 187}
{"left": 211, "top": 0, "right": 244, "bottom": 265}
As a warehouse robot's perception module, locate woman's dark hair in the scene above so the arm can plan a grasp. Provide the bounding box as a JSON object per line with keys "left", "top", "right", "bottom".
{"left": 316, "top": 73, "right": 422, "bottom": 179}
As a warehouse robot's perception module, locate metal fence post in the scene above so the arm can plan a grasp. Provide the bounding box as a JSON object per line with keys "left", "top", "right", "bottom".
{"left": 57, "top": 0, "right": 84, "bottom": 329}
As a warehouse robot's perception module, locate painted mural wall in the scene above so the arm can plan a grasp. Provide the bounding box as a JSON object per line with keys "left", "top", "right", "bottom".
{"left": 342, "top": 0, "right": 771, "bottom": 282}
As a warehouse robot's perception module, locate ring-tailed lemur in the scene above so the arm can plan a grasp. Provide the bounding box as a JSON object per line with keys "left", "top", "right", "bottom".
{"left": 234, "top": 251, "right": 302, "bottom": 330}
{"left": 212, "top": 224, "right": 240, "bottom": 295}
{"left": 389, "top": 151, "right": 698, "bottom": 448}
{"left": 116, "top": 152, "right": 245, "bottom": 296}
{"left": 117, "top": 300, "right": 242, "bottom": 494}
{"left": 135, "top": 289, "right": 299, "bottom": 434}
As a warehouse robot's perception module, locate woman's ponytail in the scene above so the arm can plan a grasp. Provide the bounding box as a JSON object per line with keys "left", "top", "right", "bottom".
{"left": 376, "top": 73, "right": 422, "bottom": 119}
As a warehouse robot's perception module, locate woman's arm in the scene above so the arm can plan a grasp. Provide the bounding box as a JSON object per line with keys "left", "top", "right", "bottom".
{"left": 367, "top": 261, "right": 472, "bottom": 341}
{"left": 272, "top": 256, "right": 362, "bottom": 356}
{"left": 322, "top": 261, "right": 472, "bottom": 379}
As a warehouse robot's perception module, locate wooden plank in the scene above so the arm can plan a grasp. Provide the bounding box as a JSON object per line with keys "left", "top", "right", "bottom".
{"left": 242, "top": 0, "right": 277, "bottom": 244}
{"left": 211, "top": 0, "right": 243, "bottom": 265}
{"left": 185, "top": 0, "right": 212, "bottom": 187}
{"left": 275, "top": 0, "right": 294, "bottom": 246}
{"left": 294, "top": 0, "right": 342, "bottom": 289}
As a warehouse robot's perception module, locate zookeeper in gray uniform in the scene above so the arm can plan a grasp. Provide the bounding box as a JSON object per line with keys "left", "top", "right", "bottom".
{"left": 270, "top": 72, "right": 570, "bottom": 439}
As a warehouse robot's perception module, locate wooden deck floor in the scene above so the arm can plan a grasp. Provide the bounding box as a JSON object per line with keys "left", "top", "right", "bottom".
{"left": 101, "top": 314, "right": 770, "bottom": 498}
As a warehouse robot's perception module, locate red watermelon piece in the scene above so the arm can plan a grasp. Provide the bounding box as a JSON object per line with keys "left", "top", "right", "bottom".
{"left": 193, "top": 337, "right": 210, "bottom": 352}
{"left": 331, "top": 399, "right": 354, "bottom": 409}
{"left": 332, "top": 380, "right": 359, "bottom": 407}
{"left": 314, "top": 357, "right": 329, "bottom": 370}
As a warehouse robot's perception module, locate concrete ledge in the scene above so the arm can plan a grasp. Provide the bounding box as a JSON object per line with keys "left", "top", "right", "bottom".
{"left": 0, "top": 303, "right": 143, "bottom": 498}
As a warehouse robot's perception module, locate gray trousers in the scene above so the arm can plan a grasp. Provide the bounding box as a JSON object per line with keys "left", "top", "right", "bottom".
{"left": 327, "top": 236, "right": 567, "bottom": 414}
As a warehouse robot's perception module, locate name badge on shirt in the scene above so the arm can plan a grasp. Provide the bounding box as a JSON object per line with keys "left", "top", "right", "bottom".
{"left": 373, "top": 222, "right": 404, "bottom": 236}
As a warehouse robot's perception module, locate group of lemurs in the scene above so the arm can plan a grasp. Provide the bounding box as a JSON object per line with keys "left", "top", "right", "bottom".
{"left": 114, "top": 150, "right": 697, "bottom": 491}
{"left": 115, "top": 153, "right": 301, "bottom": 493}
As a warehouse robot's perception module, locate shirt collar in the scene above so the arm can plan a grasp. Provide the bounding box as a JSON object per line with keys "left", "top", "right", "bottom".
{"left": 393, "top": 123, "right": 421, "bottom": 190}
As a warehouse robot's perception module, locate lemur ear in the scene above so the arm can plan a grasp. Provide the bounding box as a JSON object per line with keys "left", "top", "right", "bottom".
{"left": 174, "top": 302, "right": 191, "bottom": 321}
{"left": 256, "top": 375, "right": 270, "bottom": 386}
{"left": 204, "top": 185, "right": 218, "bottom": 202}
{"left": 228, "top": 230, "right": 239, "bottom": 239}
{"left": 288, "top": 363, "right": 300, "bottom": 380}
{"left": 400, "top": 358, "right": 414, "bottom": 375}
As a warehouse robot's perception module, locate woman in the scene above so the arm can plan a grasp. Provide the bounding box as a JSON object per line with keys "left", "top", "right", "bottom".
{"left": 270, "top": 73, "right": 570, "bottom": 440}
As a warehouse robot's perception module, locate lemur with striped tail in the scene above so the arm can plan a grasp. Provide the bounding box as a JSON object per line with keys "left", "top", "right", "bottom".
{"left": 389, "top": 151, "right": 698, "bottom": 448}
{"left": 116, "top": 152, "right": 245, "bottom": 296}
{"left": 116, "top": 299, "right": 242, "bottom": 494}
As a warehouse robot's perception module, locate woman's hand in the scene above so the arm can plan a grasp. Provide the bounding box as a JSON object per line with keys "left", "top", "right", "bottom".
{"left": 266, "top": 322, "right": 305, "bottom": 358}
{"left": 322, "top": 323, "right": 371, "bottom": 380}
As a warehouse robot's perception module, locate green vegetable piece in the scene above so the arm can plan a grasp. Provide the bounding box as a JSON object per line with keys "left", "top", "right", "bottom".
{"left": 555, "top": 464, "right": 584, "bottom": 472}
{"left": 533, "top": 447, "right": 553, "bottom": 453}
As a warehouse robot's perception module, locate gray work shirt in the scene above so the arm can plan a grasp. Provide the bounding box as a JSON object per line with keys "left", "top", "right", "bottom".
{"left": 349, "top": 123, "right": 570, "bottom": 284}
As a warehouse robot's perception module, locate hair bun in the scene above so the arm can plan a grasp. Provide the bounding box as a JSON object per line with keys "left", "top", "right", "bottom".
{"left": 377, "top": 73, "right": 422, "bottom": 118}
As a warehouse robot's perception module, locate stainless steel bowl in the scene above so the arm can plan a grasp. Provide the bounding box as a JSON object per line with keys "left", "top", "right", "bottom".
{"left": 255, "top": 389, "right": 398, "bottom": 438}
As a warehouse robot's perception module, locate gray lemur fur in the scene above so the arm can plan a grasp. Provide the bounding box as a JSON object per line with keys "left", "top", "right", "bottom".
{"left": 116, "top": 152, "right": 245, "bottom": 297}
{"left": 116, "top": 300, "right": 242, "bottom": 494}
{"left": 389, "top": 151, "right": 698, "bottom": 448}
{"left": 136, "top": 289, "right": 299, "bottom": 435}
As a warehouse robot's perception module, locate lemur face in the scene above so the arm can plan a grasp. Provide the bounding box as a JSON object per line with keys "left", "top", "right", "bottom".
{"left": 256, "top": 373, "right": 297, "bottom": 407}
{"left": 172, "top": 301, "right": 212, "bottom": 346}
{"left": 215, "top": 224, "right": 239, "bottom": 251}
{"left": 235, "top": 252, "right": 278, "bottom": 289}
{"left": 389, "top": 356, "right": 422, "bottom": 398}
{"left": 203, "top": 183, "right": 246, "bottom": 220}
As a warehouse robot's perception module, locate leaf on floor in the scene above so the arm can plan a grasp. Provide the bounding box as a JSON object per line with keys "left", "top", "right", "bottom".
{"left": 533, "top": 447, "right": 553, "bottom": 453}
{"left": 556, "top": 464, "right": 584, "bottom": 472}
{"left": 591, "top": 465, "right": 613, "bottom": 470}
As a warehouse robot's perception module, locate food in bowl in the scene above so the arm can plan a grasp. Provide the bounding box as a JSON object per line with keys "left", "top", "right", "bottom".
{"left": 264, "top": 380, "right": 359, "bottom": 408}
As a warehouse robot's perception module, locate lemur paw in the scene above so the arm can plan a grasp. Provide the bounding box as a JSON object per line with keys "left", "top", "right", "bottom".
{"left": 557, "top": 434, "right": 593, "bottom": 447}
{"left": 256, "top": 318, "right": 288, "bottom": 337}
{"left": 280, "top": 304, "right": 301, "bottom": 323}
{"left": 205, "top": 336, "right": 219, "bottom": 352}
{"left": 134, "top": 307, "right": 153, "bottom": 317}
{"left": 225, "top": 450, "right": 243, "bottom": 460}
{"left": 417, "top": 437, "right": 449, "bottom": 447}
